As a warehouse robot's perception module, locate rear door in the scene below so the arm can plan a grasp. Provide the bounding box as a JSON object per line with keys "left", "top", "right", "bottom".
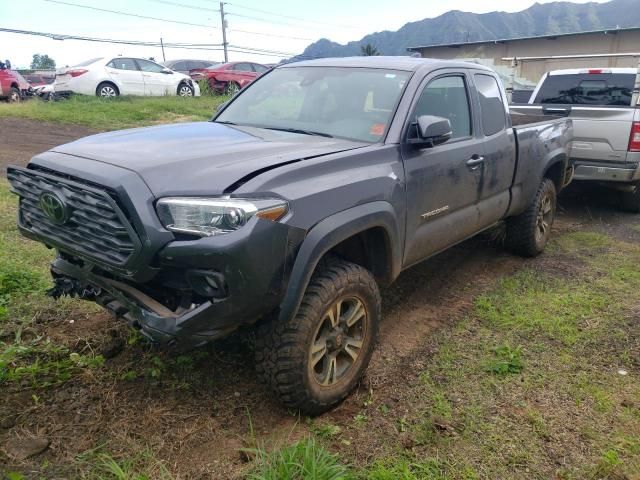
{"left": 401, "top": 70, "right": 487, "bottom": 266}
{"left": 106, "top": 58, "right": 145, "bottom": 95}
{"left": 531, "top": 71, "right": 636, "bottom": 163}
{"left": 472, "top": 73, "right": 516, "bottom": 222}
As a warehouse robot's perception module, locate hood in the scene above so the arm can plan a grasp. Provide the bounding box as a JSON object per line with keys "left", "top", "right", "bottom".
{"left": 49, "top": 122, "right": 365, "bottom": 196}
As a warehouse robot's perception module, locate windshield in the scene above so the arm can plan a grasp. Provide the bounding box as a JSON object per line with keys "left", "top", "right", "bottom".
{"left": 215, "top": 66, "right": 411, "bottom": 142}
{"left": 534, "top": 73, "right": 636, "bottom": 106}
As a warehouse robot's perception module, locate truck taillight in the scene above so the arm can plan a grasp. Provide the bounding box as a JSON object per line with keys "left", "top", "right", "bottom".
{"left": 629, "top": 122, "right": 640, "bottom": 152}
{"left": 68, "top": 69, "right": 88, "bottom": 77}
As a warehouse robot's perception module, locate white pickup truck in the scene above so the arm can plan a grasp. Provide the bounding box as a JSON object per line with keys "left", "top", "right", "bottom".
{"left": 511, "top": 67, "right": 640, "bottom": 211}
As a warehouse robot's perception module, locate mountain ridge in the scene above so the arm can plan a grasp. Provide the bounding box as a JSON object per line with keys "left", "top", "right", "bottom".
{"left": 294, "top": 0, "right": 640, "bottom": 60}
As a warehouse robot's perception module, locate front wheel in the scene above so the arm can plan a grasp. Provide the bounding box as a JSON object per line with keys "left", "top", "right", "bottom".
{"left": 224, "top": 81, "right": 240, "bottom": 96}
{"left": 255, "top": 257, "right": 381, "bottom": 415}
{"left": 8, "top": 87, "right": 21, "bottom": 103}
{"left": 177, "top": 83, "right": 194, "bottom": 97}
{"left": 506, "top": 177, "right": 557, "bottom": 257}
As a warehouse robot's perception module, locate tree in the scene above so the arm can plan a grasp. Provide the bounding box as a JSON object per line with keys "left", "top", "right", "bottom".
{"left": 360, "top": 43, "right": 380, "bottom": 56}
{"left": 30, "top": 54, "right": 56, "bottom": 70}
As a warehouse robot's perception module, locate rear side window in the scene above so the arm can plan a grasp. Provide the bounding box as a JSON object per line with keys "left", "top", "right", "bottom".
{"left": 108, "top": 58, "right": 138, "bottom": 71}
{"left": 233, "top": 63, "right": 253, "bottom": 72}
{"left": 474, "top": 74, "right": 506, "bottom": 136}
{"left": 414, "top": 75, "right": 471, "bottom": 139}
{"left": 171, "top": 61, "right": 187, "bottom": 71}
{"left": 534, "top": 73, "right": 635, "bottom": 106}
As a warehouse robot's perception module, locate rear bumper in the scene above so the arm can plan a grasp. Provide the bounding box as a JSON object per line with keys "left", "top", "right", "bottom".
{"left": 572, "top": 160, "right": 640, "bottom": 183}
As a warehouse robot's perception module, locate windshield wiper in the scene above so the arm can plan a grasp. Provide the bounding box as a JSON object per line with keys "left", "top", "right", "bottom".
{"left": 262, "top": 126, "right": 334, "bottom": 138}
{"left": 215, "top": 120, "right": 239, "bottom": 125}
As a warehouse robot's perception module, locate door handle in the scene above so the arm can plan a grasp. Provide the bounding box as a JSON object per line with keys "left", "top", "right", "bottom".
{"left": 466, "top": 155, "right": 485, "bottom": 169}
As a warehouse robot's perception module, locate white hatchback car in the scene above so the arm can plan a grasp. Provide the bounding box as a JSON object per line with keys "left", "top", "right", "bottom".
{"left": 54, "top": 57, "right": 201, "bottom": 98}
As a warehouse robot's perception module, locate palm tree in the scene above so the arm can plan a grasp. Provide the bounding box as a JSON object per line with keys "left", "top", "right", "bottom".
{"left": 360, "top": 43, "right": 380, "bottom": 56}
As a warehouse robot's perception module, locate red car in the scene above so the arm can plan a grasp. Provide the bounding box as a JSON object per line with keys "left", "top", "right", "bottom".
{"left": 189, "top": 61, "right": 269, "bottom": 95}
{"left": 0, "top": 60, "right": 23, "bottom": 102}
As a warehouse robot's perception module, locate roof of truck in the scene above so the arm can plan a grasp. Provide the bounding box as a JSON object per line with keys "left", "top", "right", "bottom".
{"left": 280, "top": 56, "right": 494, "bottom": 72}
{"left": 547, "top": 67, "right": 638, "bottom": 75}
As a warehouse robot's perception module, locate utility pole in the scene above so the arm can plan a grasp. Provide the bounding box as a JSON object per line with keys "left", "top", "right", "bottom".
{"left": 220, "top": 2, "right": 228, "bottom": 62}
{"left": 160, "top": 37, "right": 166, "bottom": 62}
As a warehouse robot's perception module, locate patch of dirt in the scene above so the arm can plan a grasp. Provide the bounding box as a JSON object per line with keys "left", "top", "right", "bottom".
{"left": 2, "top": 119, "right": 640, "bottom": 478}
{"left": 0, "top": 117, "right": 98, "bottom": 172}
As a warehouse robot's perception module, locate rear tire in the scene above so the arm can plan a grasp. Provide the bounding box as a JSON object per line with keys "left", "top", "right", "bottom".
{"left": 618, "top": 183, "right": 640, "bottom": 213}
{"left": 255, "top": 257, "right": 381, "bottom": 415}
{"left": 506, "top": 177, "right": 557, "bottom": 257}
{"left": 96, "top": 82, "right": 119, "bottom": 98}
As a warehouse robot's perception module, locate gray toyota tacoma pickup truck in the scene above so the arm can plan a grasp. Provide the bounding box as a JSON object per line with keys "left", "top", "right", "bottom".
{"left": 8, "top": 57, "right": 572, "bottom": 414}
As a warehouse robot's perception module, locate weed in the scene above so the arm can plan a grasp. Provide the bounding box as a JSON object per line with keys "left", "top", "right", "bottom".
{"left": 483, "top": 344, "right": 524, "bottom": 375}
{"left": 77, "top": 448, "right": 173, "bottom": 480}
{"left": 246, "top": 436, "right": 351, "bottom": 480}
{"left": 310, "top": 422, "right": 342, "bottom": 439}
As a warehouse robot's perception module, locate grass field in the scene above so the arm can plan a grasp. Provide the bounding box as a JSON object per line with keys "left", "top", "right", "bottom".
{"left": 0, "top": 95, "right": 227, "bottom": 130}
{"left": 2, "top": 172, "right": 639, "bottom": 478}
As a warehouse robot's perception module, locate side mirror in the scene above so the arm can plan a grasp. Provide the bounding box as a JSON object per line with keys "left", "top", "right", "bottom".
{"left": 410, "top": 115, "right": 453, "bottom": 147}
{"left": 161, "top": 67, "right": 173, "bottom": 74}
{"left": 4, "top": 60, "right": 11, "bottom": 70}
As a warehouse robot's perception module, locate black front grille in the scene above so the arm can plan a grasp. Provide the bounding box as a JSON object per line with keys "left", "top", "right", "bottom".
{"left": 7, "top": 167, "right": 141, "bottom": 267}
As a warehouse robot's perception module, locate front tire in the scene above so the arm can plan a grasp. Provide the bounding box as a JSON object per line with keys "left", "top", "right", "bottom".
{"left": 96, "top": 82, "right": 119, "bottom": 98}
{"left": 255, "top": 257, "right": 381, "bottom": 415}
{"left": 224, "top": 81, "right": 240, "bottom": 96}
{"left": 506, "top": 177, "right": 557, "bottom": 257}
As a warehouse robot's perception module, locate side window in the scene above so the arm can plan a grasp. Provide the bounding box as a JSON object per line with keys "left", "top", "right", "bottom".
{"left": 253, "top": 63, "right": 269, "bottom": 73}
{"left": 474, "top": 74, "right": 506, "bottom": 136}
{"left": 414, "top": 75, "right": 471, "bottom": 139}
{"left": 233, "top": 63, "right": 253, "bottom": 72}
{"left": 136, "top": 59, "right": 165, "bottom": 73}
{"left": 108, "top": 58, "right": 138, "bottom": 71}
{"left": 171, "top": 61, "right": 187, "bottom": 71}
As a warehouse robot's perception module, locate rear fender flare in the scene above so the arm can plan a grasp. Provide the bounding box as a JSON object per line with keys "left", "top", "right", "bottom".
{"left": 278, "top": 201, "right": 402, "bottom": 324}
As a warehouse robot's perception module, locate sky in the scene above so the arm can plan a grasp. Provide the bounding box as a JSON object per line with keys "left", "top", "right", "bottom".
{"left": 2, "top": 0, "right": 612, "bottom": 68}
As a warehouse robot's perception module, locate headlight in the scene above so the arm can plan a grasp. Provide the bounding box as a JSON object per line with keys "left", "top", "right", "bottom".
{"left": 156, "top": 197, "right": 288, "bottom": 237}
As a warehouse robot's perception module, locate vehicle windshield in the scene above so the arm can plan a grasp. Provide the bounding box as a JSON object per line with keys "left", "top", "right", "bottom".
{"left": 215, "top": 66, "right": 411, "bottom": 142}
{"left": 534, "top": 73, "right": 636, "bottom": 106}
{"left": 74, "top": 58, "right": 102, "bottom": 67}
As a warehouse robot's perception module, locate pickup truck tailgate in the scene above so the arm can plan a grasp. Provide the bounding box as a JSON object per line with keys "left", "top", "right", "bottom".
{"left": 511, "top": 104, "right": 636, "bottom": 163}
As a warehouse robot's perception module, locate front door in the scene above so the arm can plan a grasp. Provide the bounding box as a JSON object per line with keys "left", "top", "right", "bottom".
{"left": 401, "top": 72, "right": 485, "bottom": 267}
{"left": 136, "top": 59, "right": 175, "bottom": 96}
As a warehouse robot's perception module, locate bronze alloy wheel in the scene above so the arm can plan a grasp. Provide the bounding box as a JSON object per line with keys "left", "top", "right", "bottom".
{"left": 536, "top": 189, "right": 554, "bottom": 245}
{"left": 308, "top": 296, "right": 368, "bottom": 387}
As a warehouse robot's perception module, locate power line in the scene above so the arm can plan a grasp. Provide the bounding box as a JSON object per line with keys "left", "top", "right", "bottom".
{"left": 225, "top": 1, "right": 358, "bottom": 29}
{"left": 0, "top": 27, "right": 307, "bottom": 58}
{"left": 228, "top": 27, "right": 312, "bottom": 41}
{"left": 44, "top": 0, "right": 217, "bottom": 29}
{"left": 150, "top": 0, "right": 219, "bottom": 13}
{"left": 226, "top": 12, "right": 309, "bottom": 29}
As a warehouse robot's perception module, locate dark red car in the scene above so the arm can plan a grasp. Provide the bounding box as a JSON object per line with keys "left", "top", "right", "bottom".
{"left": 189, "top": 61, "right": 269, "bottom": 95}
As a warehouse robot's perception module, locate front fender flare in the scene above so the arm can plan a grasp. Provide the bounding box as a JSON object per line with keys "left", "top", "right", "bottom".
{"left": 278, "top": 201, "right": 402, "bottom": 324}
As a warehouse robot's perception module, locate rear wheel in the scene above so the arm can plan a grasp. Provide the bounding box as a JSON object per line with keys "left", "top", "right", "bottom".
{"left": 618, "top": 183, "right": 640, "bottom": 213}
{"left": 177, "top": 82, "right": 194, "bottom": 97}
{"left": 224, "top": 81, "right": 240, "bottom": 96}
{"left": 255, "top": 257, "right": 381, "bottom": 415}
{"left": 506, "top": 177, "right": 557, "bottom": 257}
{"left": 96, "top": 82, "right": 119, "bottom": 98}
{"left": 8, "top": 87, "right": 20, "bottom": 103}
